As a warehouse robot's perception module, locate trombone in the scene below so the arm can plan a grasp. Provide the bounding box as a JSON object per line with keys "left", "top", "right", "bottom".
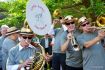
{"left": 88, "top": 26, "right": 105, "bottom": 30}
{"left": 88, "top": 14, "right": 105, "bottom": 31}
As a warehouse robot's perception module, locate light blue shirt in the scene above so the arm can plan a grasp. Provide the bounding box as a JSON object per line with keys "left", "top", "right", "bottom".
{"left": 77, "top": 32, "right": 105, "bottom": 70}
{"left": 6, "top": 44, "right": 37, "bottom": 70}
{"left": 2, "top": 37, "right": 18, "bottom": 70}
{"left": 0, "top": 36, "right": 5, "bottom": 68}
{"left": 52, "top": 28, "right": 64, "bottom": 53}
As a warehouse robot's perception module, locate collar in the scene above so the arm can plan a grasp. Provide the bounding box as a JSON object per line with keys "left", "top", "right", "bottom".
{"left": 62, "top": 24, "right": 67, "bottom": 31}
{"left": 66, "top": 29, "right": 77, "bottom": 33}
{"left": 19, "top": 43, "right": 34, "bottom": 51}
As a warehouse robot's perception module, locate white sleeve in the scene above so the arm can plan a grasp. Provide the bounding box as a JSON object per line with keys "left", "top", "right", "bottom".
{"left": 6, "top": 65, "right": 19, "bottom": 70}
{"left": 51, "top": 37, "right": 55, "bottom": 45}
{"left": 48, "top": 25, "right": 55, "bottom": 35}
{"left": 6, "top": 65, "right": 25, "bottom": 70}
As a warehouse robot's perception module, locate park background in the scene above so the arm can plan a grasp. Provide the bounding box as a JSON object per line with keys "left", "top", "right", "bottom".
{"left": 0, "top": 0, "right": 105, "bottom": 28}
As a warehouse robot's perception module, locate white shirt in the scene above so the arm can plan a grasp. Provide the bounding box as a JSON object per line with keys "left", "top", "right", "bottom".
{"left": 19, "top": 43, "right": 33, "bottom": 51}
{"left": 45, "top": 38, "right": 49, "bottom": 48}
{"left": 48, "top": 24, "right": 55, "bottom": 35}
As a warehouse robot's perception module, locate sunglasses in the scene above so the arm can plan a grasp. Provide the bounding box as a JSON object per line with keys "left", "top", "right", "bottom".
{"left": 22, "top": 36, "right": 33, "bottom": 39}
{"left": 81, "top": 22, "right": 90, "bottom": 27}
{"left": 65, "top": 22, "right": 74, "bottom": 25}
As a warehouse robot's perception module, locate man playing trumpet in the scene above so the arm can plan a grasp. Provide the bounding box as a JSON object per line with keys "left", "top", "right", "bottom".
{"left": 61, "top": 15, "right": 83, "bottom": 70}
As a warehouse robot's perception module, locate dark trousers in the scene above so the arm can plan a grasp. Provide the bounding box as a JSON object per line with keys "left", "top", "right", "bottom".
{"left": 45, "top": 47, "right": 52, "bottom": 55}
{"left": 66, "top": 65, "right": 83, "bottom": 70}
{"left": 0, "top": 68, "right": 2, "bottom": 70}
{"left": 52, "top": 53, "right": 66, "bottom": 70}
{"left": 44, "top": 61, "right": 52, "bottom": 70}
{"left": 44, "top": 48, "right": 52, "bottom": 70}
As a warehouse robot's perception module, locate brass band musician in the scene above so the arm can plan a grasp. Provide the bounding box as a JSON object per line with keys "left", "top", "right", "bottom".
{"left": 77, "top": 16, "right": 105, "bottom": 70}
{"left": 6, "top": 27, "right": 37, "bottom": 70}
{"left": 61, "top": 15, "right": 83, "bottom": 70}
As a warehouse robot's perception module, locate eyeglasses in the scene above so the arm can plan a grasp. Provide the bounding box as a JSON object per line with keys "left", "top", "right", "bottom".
{"left": 81, "top": 22, "right": 90, "bottom": 27}
{"left": 22, "top": 36, "right": 33, "bottom": 39}
{"left": 65, "top": 22, "right": 74, "bottom": 25}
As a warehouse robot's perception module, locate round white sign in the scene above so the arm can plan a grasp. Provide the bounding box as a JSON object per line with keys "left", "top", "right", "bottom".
{"left": 26, "top": 0, "right": 52, "bottom": 35}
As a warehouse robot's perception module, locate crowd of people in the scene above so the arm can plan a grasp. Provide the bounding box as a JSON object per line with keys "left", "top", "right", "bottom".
{"left": 0, "top": 15, "right": 105, "bottom": 70}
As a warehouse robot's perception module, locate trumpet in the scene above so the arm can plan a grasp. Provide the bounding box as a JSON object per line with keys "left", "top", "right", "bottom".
{"left": 69, "top": 32, "right": 80, "bottom": 51}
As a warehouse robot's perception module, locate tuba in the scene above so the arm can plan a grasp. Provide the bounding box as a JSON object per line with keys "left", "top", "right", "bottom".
{"left": 23, "top": 20, "right": 45, "bottom": 70}
{"left": 29, "top": 44, "right": 45, "bottom": 70}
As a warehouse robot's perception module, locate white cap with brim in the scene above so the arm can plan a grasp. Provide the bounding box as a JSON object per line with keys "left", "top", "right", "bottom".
{"left": 65, "top": 15, "right": 73, "bottom": 20}
{"left": 6, "top": 27, "right": 20, "bottom": 36}
{"left": 78, "top": 16, "right": 87, "bottom": 24}
{"left": 20, "top": 27, "right": 34, "bottom": 36}
{"left": 1, "top": 25, "right": 9, "bottom": 29}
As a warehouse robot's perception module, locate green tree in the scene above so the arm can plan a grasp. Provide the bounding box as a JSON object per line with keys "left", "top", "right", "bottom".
{"left": 0, "top": 0, "right": 105, "bottom": 27}
{"left": 0, "top": 0, "right": 27, "bottom": 28}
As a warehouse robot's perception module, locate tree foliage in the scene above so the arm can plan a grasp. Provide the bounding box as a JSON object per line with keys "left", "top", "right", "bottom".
{"left": 0, "top": 0, "right": 105, "bottom": 27}
{"left": 0, "top": 0, "right": 27, "bottom": 28}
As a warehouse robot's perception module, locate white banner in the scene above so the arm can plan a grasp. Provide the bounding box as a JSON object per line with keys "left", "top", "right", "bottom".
{"left": 26, "top": 0, "right": 52, "bottom": 35}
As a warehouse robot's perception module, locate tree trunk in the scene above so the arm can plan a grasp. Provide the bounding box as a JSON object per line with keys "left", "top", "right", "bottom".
{"left": 82, "top": 0, "right": 90, "bottom": 8}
